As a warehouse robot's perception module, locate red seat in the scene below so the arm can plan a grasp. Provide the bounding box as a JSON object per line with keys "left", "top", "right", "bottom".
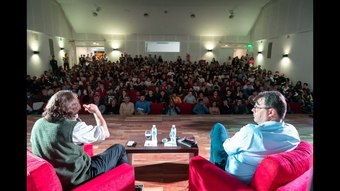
{"left": 150, "top": 103, "right": 164, "bottom": 114}
{"left": 128, "top": 89, "right": 138, "bottom": 98}
{"left": 178, "top": 103, "right": 194, "bottom": 114}
{"left": 289, "top": 102, "right": 302, "bottom": 114}
{"left": 83, "top": 143, "right": 94, "bottom": 157}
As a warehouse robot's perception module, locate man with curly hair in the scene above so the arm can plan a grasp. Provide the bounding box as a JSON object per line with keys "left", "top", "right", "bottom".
{"left": 30, "top": 90, "right": 128, "bottom": 190}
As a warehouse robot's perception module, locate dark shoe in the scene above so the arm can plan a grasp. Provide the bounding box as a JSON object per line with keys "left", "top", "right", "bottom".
{"left": 135, "top": 184, "right": 144, "bottom": 191}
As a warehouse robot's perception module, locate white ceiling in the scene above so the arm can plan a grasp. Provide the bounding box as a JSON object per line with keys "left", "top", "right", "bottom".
{"left": 55, "top": 0, "right": 272, "bottom": 37}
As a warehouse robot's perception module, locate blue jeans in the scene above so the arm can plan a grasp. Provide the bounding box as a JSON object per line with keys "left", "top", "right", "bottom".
{"left": 210, "top": 123, "right": 229, "bottom": 168}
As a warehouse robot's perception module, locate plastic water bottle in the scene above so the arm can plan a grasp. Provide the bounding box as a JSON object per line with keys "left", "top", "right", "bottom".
{"left": 151, "top": 124, "right": 157, "bottom": 142}
{"left": 170, "top": 124, "right": 177, "bottom": 143}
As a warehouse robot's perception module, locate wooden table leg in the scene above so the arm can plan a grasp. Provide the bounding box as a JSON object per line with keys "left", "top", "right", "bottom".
{"left": 127, "top": 153, "right": 133, "bottom": 165}
{"left": 189, "top": 150, "right": 198, "bottom": 160}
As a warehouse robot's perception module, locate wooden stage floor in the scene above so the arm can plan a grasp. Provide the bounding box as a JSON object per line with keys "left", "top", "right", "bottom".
{"left": 27, "top": 114, "right": 313, "bottom": 191}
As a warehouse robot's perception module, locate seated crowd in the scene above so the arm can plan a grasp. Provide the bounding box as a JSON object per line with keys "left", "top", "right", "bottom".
{"left": 27, "top": 53, "right": 313, "bottom": 115}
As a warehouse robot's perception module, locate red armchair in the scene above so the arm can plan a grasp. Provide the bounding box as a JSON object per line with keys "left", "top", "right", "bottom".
{"left": 189, "top": 141, "right": 313, "bottom": 191}
{"left": 27, "top": 144, "right": 135, "bottom": 191}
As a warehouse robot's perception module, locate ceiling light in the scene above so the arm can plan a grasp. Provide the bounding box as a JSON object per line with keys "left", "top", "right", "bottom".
{"left": 229, "top": 10, "right": 234, "bottom": 19}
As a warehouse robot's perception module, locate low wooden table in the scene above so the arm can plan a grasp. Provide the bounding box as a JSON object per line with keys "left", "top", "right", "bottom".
{"left": 125, "top": 134, "right": 199, "bottom": 165}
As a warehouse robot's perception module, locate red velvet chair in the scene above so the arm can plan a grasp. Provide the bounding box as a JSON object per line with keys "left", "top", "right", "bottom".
{"left": 189, "top": 141, "right": 313, "bottom": 191}
{"left": 289, "top": 102, "right": 302, "bottom": 114}
{"left": 178, "top": 103, "right": 194, "bottom": 114}
{"left": 150, "top": 103, "right": 164, "bottom": 114}
{"left": 27, "top": 144, "right": 135, "bottom": 191}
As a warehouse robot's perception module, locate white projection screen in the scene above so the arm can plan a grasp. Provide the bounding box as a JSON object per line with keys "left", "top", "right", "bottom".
{"left": 145, "top": 41, "right": 180, "bottom": 52}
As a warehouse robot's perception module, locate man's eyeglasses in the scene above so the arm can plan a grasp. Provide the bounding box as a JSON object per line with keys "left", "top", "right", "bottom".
{"left": 253, "top": 105, "right": 271, "bottom": 110}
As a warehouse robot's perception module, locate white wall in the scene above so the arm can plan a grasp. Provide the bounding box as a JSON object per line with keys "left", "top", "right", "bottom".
{"left": 250, "top": 0, "right": 313, "bottom": 90}
{"left": 218, "top": 48, "right": 234, "bottom": 64}
{"left": 27, "top": 30, "right": 77, "bottom": 77}
{"left": 27, "top": 31, "right": 68, "bottom": 77}
{"left": 27, "top": 0, "right": 73, "bottom": 39}
{"left": 253, "top": 32, "right": 313, "bottom": 90}
{"left": 27, "top": 0, "right": 75, "bottom": 77}
{"left": 78, "top": 34, "right": 249, "bottom": 64}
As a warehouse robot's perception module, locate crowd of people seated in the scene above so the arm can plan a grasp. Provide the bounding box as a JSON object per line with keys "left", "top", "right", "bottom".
{"left": 27, "top": 53, "right": 313, "bottom": 115}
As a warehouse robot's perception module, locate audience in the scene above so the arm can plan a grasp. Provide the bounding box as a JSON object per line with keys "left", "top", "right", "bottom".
{"left": 27, "top": 54, "right": 313, "bottom": 115}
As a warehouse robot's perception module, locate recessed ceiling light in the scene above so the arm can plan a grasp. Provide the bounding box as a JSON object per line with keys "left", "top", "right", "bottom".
{"left": 229, "top": 10, "right": 234, "bottom": 19}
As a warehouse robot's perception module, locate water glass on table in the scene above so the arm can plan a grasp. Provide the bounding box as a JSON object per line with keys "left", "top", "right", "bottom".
{"left": 145, "top": 130, "right": 152, "bottom": 140}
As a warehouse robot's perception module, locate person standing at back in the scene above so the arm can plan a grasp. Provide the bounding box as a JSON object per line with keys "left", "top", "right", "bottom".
{"left": 63, "top": 53, "right": 70, "bottom": 71}
{"left": 49, "top": 55, "right": 59, "bottom": 76}
{"left": 209, "top": 90, "right": 300, "bottom": 184}
{"left": 30, "top": 90, "right": 128, "bottom": 190}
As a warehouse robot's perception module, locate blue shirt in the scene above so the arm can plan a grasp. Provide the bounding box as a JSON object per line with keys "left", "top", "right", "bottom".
{"left": 135, "top": 100, "right": 151, "bottom": 114}
{"left": 223, "top": 121, "right": 300, "bottom": 184}
{"left": 193, "top": 103, "right": 209, "bottom": 114}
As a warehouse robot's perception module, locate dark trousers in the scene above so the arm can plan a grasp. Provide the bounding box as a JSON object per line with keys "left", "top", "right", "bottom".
{"left": 89, "top": 144, "right": 128, "bottom": 177}
{"left": 64, "top": 62, "right": 70, "bottom": 71}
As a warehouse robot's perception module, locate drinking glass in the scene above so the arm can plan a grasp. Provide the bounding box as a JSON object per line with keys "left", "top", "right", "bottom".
{"left": 145, "top": 130, "right": 152, "bottom": 140}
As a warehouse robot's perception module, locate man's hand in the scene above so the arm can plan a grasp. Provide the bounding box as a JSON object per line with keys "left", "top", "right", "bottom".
{"left": 83, "top": 104, "right": 100, "bottom": 114}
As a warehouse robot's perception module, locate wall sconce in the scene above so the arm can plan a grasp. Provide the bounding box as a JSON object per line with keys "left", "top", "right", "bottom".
{"left": 258, "top": 51, "right": 262, "bottom": 54}
{"left": 207, "top": 49, "right": 213, "bottom": 52}
{"left": 60, "top": 48, "right": 64, "bottom": 50}
{"left": 33, "top": 51, "right": 39, "bottom": 54}
{"left": 112, "top": 48, "right": 119, "bottom": 51}
{"left": 282, "top": 54, "right": 289, "bottom": 57}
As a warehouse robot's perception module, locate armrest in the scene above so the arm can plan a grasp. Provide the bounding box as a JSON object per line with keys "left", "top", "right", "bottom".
{"left": 72, "top": 163, "right": 135, "bottom": 191}
{"left": 189, "top": 156, "right": 253, "bottom": 191}
{"left": 277, "top": 167, "right": 313, "bottom": 191}
{"left": 84, "top": 144, "right": 94, "bottom": 157}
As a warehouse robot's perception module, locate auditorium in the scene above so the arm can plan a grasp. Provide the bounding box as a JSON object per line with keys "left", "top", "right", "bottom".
{"left": 27, "top": 0, "right": 313, "bottom": 190}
